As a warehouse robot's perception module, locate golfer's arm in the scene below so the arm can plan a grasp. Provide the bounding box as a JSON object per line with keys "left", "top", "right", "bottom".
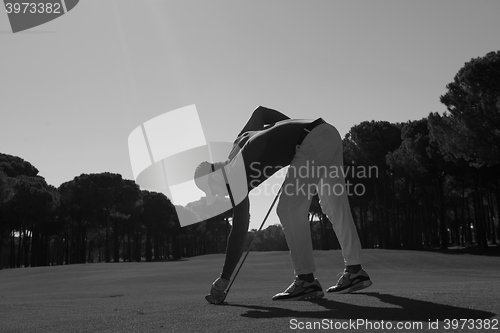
{"left": 237, "top": 106, "right": 290, "bottom": 137}
{"left": 220, "top": 196, "right": 250, "bottom": 280}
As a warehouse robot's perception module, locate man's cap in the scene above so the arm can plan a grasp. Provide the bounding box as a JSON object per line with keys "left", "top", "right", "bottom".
{"left": 194, "top": 161, "right": 216, "bottom": 205}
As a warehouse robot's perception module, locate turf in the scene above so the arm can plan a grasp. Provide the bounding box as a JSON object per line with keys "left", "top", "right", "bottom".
{"left": 0, "top": 249, "right": 499, "bottom": 333}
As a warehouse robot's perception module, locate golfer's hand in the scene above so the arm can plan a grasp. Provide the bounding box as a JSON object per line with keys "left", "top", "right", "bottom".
{"left": 210, "top": 277, "right": 229, "bottom": 304}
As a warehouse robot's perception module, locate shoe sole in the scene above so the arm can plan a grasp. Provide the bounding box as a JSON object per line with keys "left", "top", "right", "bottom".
{"left": 273, "top": 291, "right": 325, "bottom": 301}
{"left": 328, "top": 280, "right": 373, "bottom": 294}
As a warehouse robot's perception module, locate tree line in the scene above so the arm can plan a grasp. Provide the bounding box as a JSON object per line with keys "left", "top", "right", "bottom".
{"left": 1, "top": 50, "right": 499, "bottom": 269}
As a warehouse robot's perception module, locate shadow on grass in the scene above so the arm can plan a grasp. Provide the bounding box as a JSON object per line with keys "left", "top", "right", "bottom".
{"left": 227, "top": 292, "right": 495, "bottom": 321}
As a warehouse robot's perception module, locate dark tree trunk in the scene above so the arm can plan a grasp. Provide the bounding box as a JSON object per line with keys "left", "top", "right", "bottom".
{"left": 10, "top": 233, "right": 15, "bottom": 268}
{"left": 105, "top": 215, "right": 111, "bottom": 263}
{"left": 134, "top": 224, "right": 142, "bottom": 262}
{"left": 153, "top": 231, "right": 160, "bottom": 261}
{"left": 436, "top": 176, "right": 448, "bottom": 250}
{"left": 126, "top": 223, "right": 132, "bottom": 262}
{"left": 17, "top": 226, "right": 23, "bottom": 268}
{"left": 113, "top": 220, "right": 119, "bottom": 263}
{"left": 145, "top": 223, "right": 152, "bottom": 262}
{"left": 87, "top": 240, "right": 93, "bottom": 263}
{"left": 474, "top": 172, "right": 489, "bottom": 249}
{"left": 80, "top": 227, "right": 86, "bottom": 264}
{"left": 172, "top": 230, "right": 181, "bottom": 260}
{"left": 486, "top": 189, "right": 496, "bottom": 244}
{"left": 321, "top": 214, "right": 329, "bottom": 250}
{"left": 23, "top": 227, "right": 30, "bottom": 267}
{"left": 0, "top": 229, "right": 4, "bottom": 269}
{"left": 496, "top": 179, "right": 500, "bottom": 245}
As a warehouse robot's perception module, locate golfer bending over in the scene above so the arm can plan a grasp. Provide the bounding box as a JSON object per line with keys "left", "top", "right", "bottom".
{"left": 194, "top": 106, "right": 371, "bottom": 303}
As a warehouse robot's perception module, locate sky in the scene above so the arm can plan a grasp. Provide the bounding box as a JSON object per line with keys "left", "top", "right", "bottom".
{"left": 1, "top": 0, "right": 500, "bottom": 230}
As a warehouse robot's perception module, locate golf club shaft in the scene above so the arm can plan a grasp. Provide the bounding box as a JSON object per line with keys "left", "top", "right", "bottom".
{"left": 224, "top": 186, "right": 282, "bottom": 298}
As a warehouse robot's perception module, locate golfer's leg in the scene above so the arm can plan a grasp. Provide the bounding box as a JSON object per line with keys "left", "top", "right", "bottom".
{"left": 316, "top": 129, "right": 364, "bottom": 266}
{"left": 276, "top": 148, "right": 318, "bottom": 275}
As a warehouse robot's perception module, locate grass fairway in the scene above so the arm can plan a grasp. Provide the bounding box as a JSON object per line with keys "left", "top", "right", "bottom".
{"left": 1, "top": 249, "right": 499, "bottom": 333}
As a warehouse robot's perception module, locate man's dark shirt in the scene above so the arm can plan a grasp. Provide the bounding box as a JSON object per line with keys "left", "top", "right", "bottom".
{"left": 234, "top": 119, "right": 315, "bottom": 192}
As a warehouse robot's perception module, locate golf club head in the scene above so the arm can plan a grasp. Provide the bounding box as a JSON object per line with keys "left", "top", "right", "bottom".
{"left": 205, "top": 293, "right": 227, "bottom": 305}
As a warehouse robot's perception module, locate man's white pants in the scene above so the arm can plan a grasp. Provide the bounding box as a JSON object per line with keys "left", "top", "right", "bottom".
{"left": 276, "top": 123, "right": 364, "bottom": 275}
